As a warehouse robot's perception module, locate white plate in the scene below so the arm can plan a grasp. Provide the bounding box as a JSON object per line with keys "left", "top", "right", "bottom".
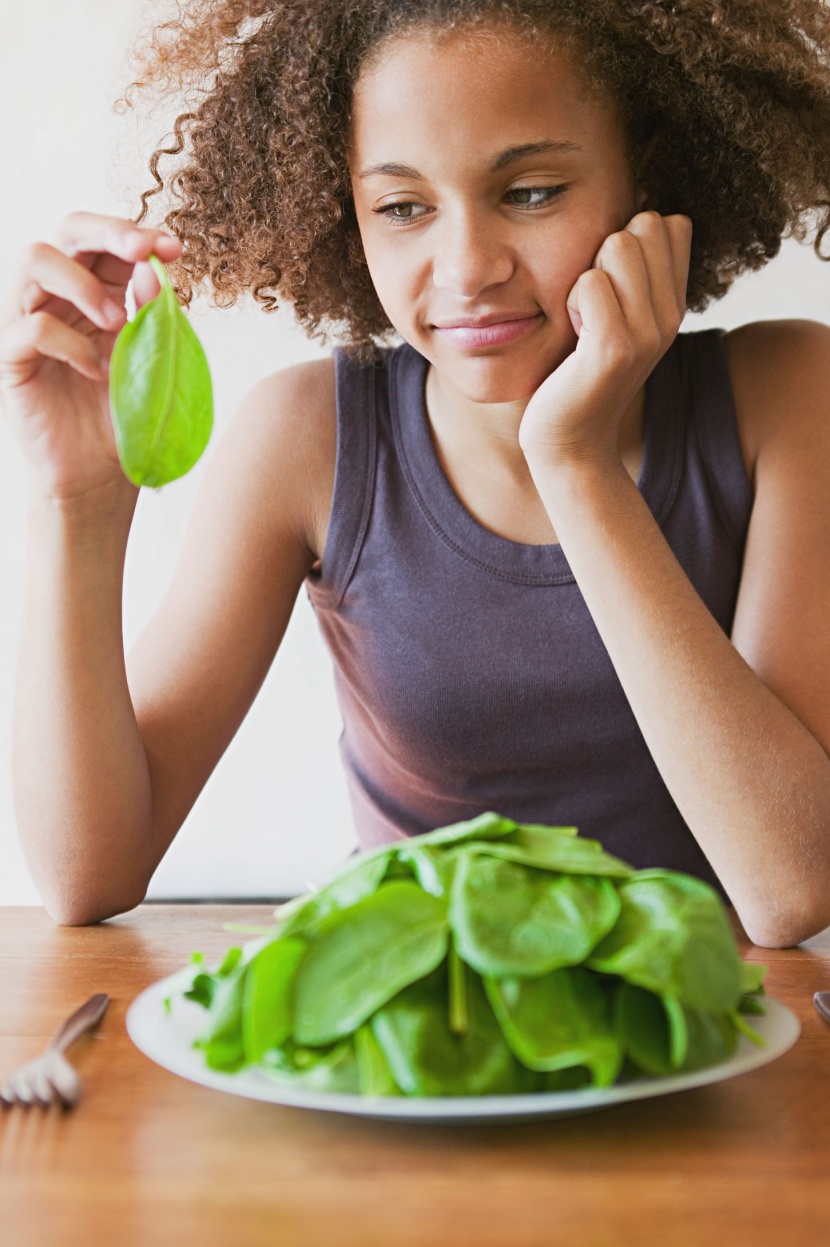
{"left": 126, "top": 975, "right": 800, "bottom": 1124}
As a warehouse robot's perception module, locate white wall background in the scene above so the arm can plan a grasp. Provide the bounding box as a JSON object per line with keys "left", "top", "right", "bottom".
{"left": 1, "top": 0, "right": 828, "bottom": 904}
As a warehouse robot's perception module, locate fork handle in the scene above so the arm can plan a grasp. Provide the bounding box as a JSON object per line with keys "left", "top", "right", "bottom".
{"left": 49, "top": 993, "right": 110, "bottom": 1053}
{"left": 815, "top": 991, "right": 830, "bottom": 1026}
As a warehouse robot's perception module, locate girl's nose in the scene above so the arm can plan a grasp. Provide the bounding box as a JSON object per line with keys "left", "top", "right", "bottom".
{"left": 431, "top": 210, "right": 514, "bottom": 296}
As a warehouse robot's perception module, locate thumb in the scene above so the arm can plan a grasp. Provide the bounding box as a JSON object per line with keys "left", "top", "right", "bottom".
{"left": 566, "top": 278, "right": 583, "bottom": 338}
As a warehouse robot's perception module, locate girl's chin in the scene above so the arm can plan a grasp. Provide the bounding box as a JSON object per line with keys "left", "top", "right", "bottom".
{"left": 428, "top": 353, "right": 563, "bottom": 406}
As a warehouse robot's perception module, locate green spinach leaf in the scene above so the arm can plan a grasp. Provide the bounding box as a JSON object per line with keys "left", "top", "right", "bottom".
{"left": 354, "top": 1024, "right": 401, "bottom": 1096}
{"left": 412, "top": 811, "right": 519, "bottom": 848}
{"left": 109, "top": 254, "right": 213, "bottom": 488}
{"left": 261, "top": 1039, "right": 360, "bottom": 1093}
{"left": 450, "top": 851, "right": 621, "bottom": 977}
{"left": 372, "top": 965, "right": 535, "bottom": 1096}
{"left": 588, "top": 870, "right": 743, "bottom": 1013}
{"left": 614, "top": 983, "right": 738, "bottom": 1076}
{"left": 277, "top": 852, "right": 390, "bottom": 940}
{"left": 183, "top": 972, "right": 218, "bottom": 1011}
{"left": 193, "top": 961, "right": 248, "bottom": 1071}
{"left": 396, "top": 843, "right": 460, "bottom": 897}
{"left": 478, "top": 826, "right": 633, "bottom": 877}
{"left": 242, "top": 936, "right": 306, "bottom": 1064}
{"left": 740, "top": 962, "right": 768, "bottom": 995}
{"left": 485, "top": 968, "right": 623, "bottom": 1087}
{"left": 293, "top": 881, "right": 449, "bottom": 1045}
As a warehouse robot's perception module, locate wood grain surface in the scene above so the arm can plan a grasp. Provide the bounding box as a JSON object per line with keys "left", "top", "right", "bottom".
{"left": 2, "top": 904, "right": 829, "bottom": 1247}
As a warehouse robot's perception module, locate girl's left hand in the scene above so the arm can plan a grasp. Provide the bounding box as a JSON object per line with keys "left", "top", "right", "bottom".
{"left": 518, "top": 211, "right": 693, "bottom": 472}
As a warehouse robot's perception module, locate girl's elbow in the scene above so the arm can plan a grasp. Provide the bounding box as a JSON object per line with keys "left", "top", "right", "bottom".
{"left": 738, "top": 891, "right": 830, "bottom": 950}
{"left": 43, "top": 884, "right": 147, "bottom": 927}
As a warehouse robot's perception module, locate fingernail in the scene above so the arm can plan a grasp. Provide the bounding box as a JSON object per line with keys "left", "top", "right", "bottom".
{"left": 103, "top": 298, "right": 124, "bottom": 325}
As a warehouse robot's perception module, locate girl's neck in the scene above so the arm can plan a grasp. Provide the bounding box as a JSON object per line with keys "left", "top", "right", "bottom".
{"left": 425, "top": 363, "right": 535, "bottom": 490}
{"left": 422, "top": 360, "right": 646, "bottom": 547}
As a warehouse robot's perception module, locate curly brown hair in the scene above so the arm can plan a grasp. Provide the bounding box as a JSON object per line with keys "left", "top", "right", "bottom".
{"left": 121, "top": 0, "right": 830, "bottom": 362}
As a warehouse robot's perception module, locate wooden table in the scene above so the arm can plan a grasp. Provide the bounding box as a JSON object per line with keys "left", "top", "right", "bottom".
{"left": 2, "top": 904, "right": 829, "bottom": 1247}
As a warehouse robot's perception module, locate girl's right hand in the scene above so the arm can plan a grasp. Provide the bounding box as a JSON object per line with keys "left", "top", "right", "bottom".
{"left": 0, "top": 213, "right": 182, "bottom": 504}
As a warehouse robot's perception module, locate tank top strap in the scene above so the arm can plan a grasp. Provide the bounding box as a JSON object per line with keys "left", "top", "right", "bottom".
{"left": 681, "top": 327, "right": 754, "bottom": 554}
{"left": 309, "top": 347, "right": 380, "bottom": 610}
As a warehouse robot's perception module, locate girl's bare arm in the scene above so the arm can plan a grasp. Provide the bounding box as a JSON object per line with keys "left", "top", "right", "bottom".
{"left": 525, "top": 313, "right": 830, "bottom": 949}
{"left": 13, "top": 359, "right": 333, "bottom": 925}
{"left": 1, "top": 213, "right": 336, "bottom": 925}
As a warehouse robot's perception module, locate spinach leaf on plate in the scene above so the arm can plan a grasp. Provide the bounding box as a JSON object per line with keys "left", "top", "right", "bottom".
{"left": 411, "top": 811, "right": 519, "bottom": 848}
{"left": 450, "top": 851, "right": 621, "bottom": 977}
{"left": 293, "top": 881, "right": 449, "bottom": 1045}
{"left": 261, "top": 1039, "right": 360, "bottom": 1094}
{"left": 372, "top": 965, "right": 536, "bottom": 1096}
{"left": 354, "top": 1024, "right": 401, "bottom": 1096}
{"left": 395, "top": 843, "right": 460, "bottom": 897}
{"left": 242, "top": 936, "right": 306, "bottom": 1064}
{"left": 613, "top": 983, "right": 738, "bottom": 1076}
{"left": 476, "top": 826, "right": 633, "bottom": 877}
{"left": 192, "top": 959, "right": 247, "bottom": 1072}
{"left": 276, "top": 851, "right": 390, "bottom": 940}
{"left": 588, "top": 870, "right": 743, "bottom": 1013}
{"left": 485, "top": 967, "right": 623, "bottom": 1087}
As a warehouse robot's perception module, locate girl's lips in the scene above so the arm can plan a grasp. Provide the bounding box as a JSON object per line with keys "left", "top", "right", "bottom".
{"left": 433, "top": 313, "right": 543, "bottom": 350}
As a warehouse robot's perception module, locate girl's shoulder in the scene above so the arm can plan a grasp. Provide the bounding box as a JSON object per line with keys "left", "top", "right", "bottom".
{"left": 224, "top": 353, "right": 337, "bottom": 566}
{"left": 722, "top": 318, "right": 830, "bottom": 485}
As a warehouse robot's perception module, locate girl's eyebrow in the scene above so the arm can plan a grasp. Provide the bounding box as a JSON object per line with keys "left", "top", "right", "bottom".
{"left": 357, "top": 140, "right": 583, "bottom": 181}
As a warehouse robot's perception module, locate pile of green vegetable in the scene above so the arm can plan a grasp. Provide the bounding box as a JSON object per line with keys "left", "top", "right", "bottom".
{"left": 171, "top": 813, "right": 767, "bottom": 1097}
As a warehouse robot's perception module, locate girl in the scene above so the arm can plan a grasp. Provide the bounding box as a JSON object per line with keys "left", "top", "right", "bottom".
{"left": 2, "top": 0, "right": 830, "bottom": 945}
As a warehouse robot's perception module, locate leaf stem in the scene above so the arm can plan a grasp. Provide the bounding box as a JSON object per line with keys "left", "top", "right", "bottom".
{"left": 732, "top": 1011, "right": 767, "bottom": 1048}
{"left": 449, "top": 940, "right": 469, "bottom": 1036}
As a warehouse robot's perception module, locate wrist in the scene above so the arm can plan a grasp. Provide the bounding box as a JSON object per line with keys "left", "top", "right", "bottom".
{"left": 26, "top": 473, "right": 139, "bottom": 552}
{"left": 521, "top": 440, "right": 626, "bottom": 495}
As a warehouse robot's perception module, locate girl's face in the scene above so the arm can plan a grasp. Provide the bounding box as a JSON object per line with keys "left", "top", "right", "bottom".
{"left": 349, "top": 26, "right": 644, "bottom": 404}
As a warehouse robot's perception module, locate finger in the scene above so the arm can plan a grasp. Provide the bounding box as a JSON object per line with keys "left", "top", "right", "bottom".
{"left": 566, "top": 268, "right": 632, "bottom": 365}
{"left": 627, "top": 212, "right": 692, "bottom": 319}
{"left": 8, "top": 242, "right": 128, "bottom": 331}
{"left": 662, "top": 214, "right": 693, "bottom": 313}
{"left": 131, "top": 260, "right": 164, "bottom": 309}
{"left": 623, "top": 212, "right": 683, "bottom": 333}
{"left": 54, "top": 211, "right": 181, "bottom": 267}
{"left": 590, "top": 230, "right": 657, "bottom": 346}
{"left": 0, "top": 311, "right": 109, "bottom": 385}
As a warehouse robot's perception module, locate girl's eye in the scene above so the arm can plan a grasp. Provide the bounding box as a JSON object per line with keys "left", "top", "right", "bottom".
{"left": 373, "top": 202, "right": 430, "bottom": 226}
{"left": 506, "top": 185, "right": 569, "bottom": 209}
{"left": 372, "top": 185, "right": 568, "bottom": 228}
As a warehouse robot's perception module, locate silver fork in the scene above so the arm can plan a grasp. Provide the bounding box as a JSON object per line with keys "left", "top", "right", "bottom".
{"left": 0, "top": 993, "right": 109, "bottom": 1109}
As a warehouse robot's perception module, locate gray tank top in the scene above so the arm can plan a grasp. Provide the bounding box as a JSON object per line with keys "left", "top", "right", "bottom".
{"left": 306, "top": 330, "right": 753, "bottom": 892}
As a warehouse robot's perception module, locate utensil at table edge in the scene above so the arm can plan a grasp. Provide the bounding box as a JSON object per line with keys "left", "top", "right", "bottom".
{"left": 0, "top": 992, "right": 110, "bottom": 1109}
{"left": 814, "top": 991, "right": 830, "bottom": 1025}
